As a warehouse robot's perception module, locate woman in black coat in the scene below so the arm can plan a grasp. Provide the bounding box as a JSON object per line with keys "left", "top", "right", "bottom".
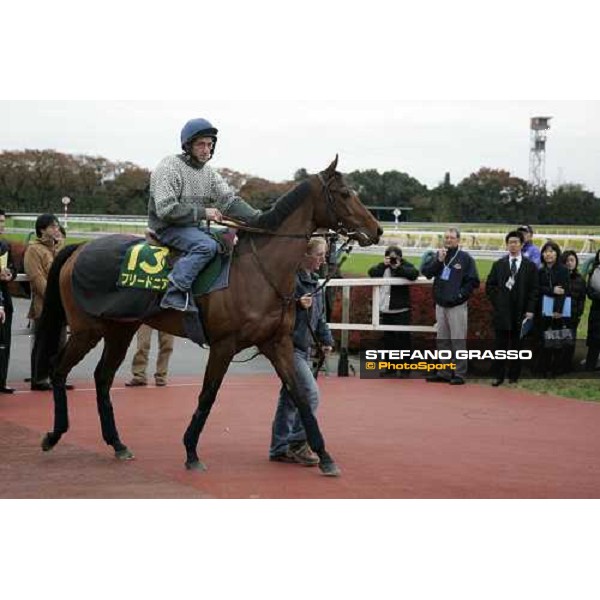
{"left": 559, "top": 250, "right": 586, "bottom": 372}
{"left": 538, "top": 241, "right": 571, "bottom": 377}
{"left": 585, "top": 250, "right": 600, "bottom": 371}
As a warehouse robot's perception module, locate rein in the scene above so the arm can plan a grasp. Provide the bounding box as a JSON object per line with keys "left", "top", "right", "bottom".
{"left": 249, "top": 237, "right": 297, "bottom": 306}
{"left": 215, "top": 216, "right": 309, "bottom": 239}
{"left": 228, "top": 173, "right": 357, "bottom": 365}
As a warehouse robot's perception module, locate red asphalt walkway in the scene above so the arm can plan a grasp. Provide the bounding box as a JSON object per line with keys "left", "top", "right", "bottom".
{"left": 1, "top": 374, "right": 600, "bottom": 498}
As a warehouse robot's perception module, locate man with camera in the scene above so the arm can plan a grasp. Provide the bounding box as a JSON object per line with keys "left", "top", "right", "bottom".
{"left": 421, "top": 228, "right": 480, "bottom": 385}
{"left": 368, "top": 245, "right": 419, "bottom": 373}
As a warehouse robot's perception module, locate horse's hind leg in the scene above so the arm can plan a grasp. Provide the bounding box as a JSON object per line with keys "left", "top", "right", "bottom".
{"left": 183, "top": 341, "right": 235, "bottom": 471}
{"left": 42, "top": 330, "right": 102, "bottom": 452}
{"left": 259, "top": 337, "right": 340, "bottom": 477}
{"left": 94, "top": 324, "right": 139, "bottom": 460}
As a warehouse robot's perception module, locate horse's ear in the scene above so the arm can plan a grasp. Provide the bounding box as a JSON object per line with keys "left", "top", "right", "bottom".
{"left": 324, "top": 155, "right": 339, "bottom": 176}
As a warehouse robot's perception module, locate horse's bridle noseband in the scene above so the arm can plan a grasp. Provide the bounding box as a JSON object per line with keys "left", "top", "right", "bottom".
{"left": 316, "top": 173, "right": 371, "bottom": 244}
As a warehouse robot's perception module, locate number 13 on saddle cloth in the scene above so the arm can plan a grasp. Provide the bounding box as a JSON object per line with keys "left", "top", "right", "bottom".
{"left": 118, "top": 230, "right": 234, "bottom": 295}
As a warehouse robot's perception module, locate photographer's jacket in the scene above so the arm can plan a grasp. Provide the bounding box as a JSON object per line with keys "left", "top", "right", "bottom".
{"left": 293, "top": 270, "right": 334, "bottom": 353}
{"left": 421, "top": 248, "right": 480, "bottom": 308}
{"left": 368, "top": 259, "right": 419, "bottom": 312}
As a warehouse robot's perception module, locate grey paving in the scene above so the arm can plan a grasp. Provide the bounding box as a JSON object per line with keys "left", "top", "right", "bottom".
{"left": 7, "top": 297, "right": 276, "bottom": 385}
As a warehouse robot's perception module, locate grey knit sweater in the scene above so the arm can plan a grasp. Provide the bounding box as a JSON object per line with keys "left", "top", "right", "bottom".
{"left": 148, "top": 154, "right": 259, "bottom": 232}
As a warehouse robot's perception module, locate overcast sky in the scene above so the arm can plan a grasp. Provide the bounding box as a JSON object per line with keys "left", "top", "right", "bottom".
{"left": 2, "top": 100, "right": 599, "bottom": 194}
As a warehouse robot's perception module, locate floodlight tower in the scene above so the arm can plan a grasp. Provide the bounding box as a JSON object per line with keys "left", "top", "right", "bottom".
{"left": 529, "top": 116, "right": 552, "bottom": 189}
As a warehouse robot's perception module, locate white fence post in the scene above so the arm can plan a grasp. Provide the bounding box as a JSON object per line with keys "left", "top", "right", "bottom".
{"left": 322, "top": 277, "right": 437, "bottom": 375}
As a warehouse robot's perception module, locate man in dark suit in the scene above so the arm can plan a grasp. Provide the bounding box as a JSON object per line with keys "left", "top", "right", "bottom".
{"left": 486, "top": 230, "right": 539, "bottom": 386}
{"left": 0, "top": 209, "right": 16, "bottom": 393}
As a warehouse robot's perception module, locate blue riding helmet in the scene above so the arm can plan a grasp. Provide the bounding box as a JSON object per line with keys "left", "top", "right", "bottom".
{"left": 180, "top": 118, "right": 218, "bottom": 157}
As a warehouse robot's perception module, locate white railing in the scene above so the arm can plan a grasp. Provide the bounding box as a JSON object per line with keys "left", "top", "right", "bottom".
{"left": 11, "top": 274, "right": 437, "bottom": 342}
{"left": 323, "top": 277, "right": 437, "bottom": 355}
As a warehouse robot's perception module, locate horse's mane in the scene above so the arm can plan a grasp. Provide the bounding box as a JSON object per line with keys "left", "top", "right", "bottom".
{"left": 251, "top": 180, "right": 312, "bottom": 231}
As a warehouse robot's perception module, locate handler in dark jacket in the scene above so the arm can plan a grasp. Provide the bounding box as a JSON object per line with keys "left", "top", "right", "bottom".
{"left": 368, "top": 245, "right": 419, "bottom": 357}
{"left": 486, "top": 230, "right": 539, "bottom": 385}
{"left": 421, "top": 228, "right": 480, "bottom": 384}
{"left": 269, "top": 237, "right": 334, "bottom": 466}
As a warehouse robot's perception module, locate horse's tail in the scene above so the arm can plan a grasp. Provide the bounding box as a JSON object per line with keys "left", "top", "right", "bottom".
{"left": 34, "top": 244, "right": 82, "bottom": 362}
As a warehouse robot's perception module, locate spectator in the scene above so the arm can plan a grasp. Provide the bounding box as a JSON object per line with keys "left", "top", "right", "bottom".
{"left": 56, "top": 225, "right": 67, "bottom": 245}
{"left": 421, "top": 227, "right": 480, "bottom": 385}
{"left": 559, "top": 250, "right": 586, "bottom": 372}
{"left": 24, "top": 213, "right": 69, "bottom": 391}
{"left": 0, "top": 209, "right": 16, "bottom": 394}
{"left": 269, "top": 237, "right": 333, "bottom": 465}
{"left": 125, "top": 325, "right": 175, "bottom": 387}
{"left": 538, "top": 241, "right": 571, "bottom": 378}
{"left": 486, "top": 230, "right": 538, "bottom": 386}
{"left": 517, "top": 225, "right": 541, "bottom": 268}
{"left": 368, "top": 245, "right": 419, "bottom": 373}
{"left": 585, "top": 249, "right": 600, "bottom": 371}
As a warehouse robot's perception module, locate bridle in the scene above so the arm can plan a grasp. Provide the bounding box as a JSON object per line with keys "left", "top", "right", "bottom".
{"left": 217, "top": 173, "right": 371, "bottom": 304}
{"left": 216, "top": 172, "right": 359, "bottom": 240}
{"left": 227, "top": 172, "right": 362, "bottom": 364}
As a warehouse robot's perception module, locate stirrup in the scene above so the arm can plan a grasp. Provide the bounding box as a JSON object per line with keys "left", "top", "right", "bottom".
{"left": 161, "top": 289, "right": 192, "bottom": 312}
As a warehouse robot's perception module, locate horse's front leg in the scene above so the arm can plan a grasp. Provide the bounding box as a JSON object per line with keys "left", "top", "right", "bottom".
{"left": 183, "top": 340, "right": 235, "bottom": 471}
{"left": 260, "top": 337, "right": 340, "bottom": 477}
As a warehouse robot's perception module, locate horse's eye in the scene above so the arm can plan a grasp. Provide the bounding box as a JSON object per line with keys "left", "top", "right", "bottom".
{"left": 341, "top": 190, "right": 351, "bottom": 199}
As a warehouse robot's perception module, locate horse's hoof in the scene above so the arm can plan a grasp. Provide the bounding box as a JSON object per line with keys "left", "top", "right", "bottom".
{"left": 185, "top": 460, "right": 207, "bottom": 472}
{"left": 41, "top": 433, "right": 56, "bottom": 452}
{"left": 319, "top": 461, "right": 341, "bottom": 477}
{"left": 115, "top": 448, "right": 135, "bottom": 461}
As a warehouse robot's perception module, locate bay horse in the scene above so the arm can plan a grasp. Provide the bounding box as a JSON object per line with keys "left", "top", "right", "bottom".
{"left": 36, "top": 156, "right": 382, "bottom": 476}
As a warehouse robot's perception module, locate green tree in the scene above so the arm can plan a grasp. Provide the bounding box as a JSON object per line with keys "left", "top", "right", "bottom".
{"left": 455, "top": 168, "right": 529, "bottom": 223}
{"left": 543, "top": 184, "right": 600, "bottom": 225}
{"left": 346, "top": 169, "right": 427, "bottom": 207}
{"left": 238, "top": 177, "right": 292, "bottom": 210}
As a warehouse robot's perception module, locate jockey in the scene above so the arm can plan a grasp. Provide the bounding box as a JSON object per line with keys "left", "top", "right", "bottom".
{"left": 149, "top": 118, "right": 261, "bottom": 311}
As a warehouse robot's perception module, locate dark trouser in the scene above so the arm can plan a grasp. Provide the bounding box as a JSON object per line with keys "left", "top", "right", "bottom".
{"left": 585, "top": 343, "right": 600, "bottom": 371}
{"left": 494, "top": 328, "right": 523, "bottom": 381}
{"left": 381, "top": 311, "right": 411, "bottom": 351}
{"left": 539, "top": 317, "right": 566, "bottom": 377}
{"left": 31, "top": 318, "right": 67, "bottom": 385}
{"left": 0, "top": 309, "right": 13, "bottom": 387}
{"left": 561, "top": 318, "right": 579, "bottom": 373}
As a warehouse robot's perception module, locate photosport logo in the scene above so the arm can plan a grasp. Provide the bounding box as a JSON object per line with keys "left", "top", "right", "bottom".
{"left": 355, "top": 338, "right": 598, "bottom": 379}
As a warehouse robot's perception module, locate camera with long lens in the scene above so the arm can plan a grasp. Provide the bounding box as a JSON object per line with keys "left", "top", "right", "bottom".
{"left": 389, "top": 255, "right": 399, "bottom": 266}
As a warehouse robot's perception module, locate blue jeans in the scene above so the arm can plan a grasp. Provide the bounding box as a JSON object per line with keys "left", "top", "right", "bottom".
{"left": 157, "top": 226, "right": 218, "bottom": 291}
{"left": 269, "top": 348, "right": 320, "bottom": 457}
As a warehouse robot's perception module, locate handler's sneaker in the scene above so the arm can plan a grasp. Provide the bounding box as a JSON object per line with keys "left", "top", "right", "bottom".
{"left": 269, "top": 452, "right": 296, "bottom": 463}
{"left": 287, "top": 442, "right": 320, "bottom": 466}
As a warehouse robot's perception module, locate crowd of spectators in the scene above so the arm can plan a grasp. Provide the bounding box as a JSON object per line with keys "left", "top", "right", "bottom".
{"left": 368, "top": 225, "right": 600, "bottom": 382}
